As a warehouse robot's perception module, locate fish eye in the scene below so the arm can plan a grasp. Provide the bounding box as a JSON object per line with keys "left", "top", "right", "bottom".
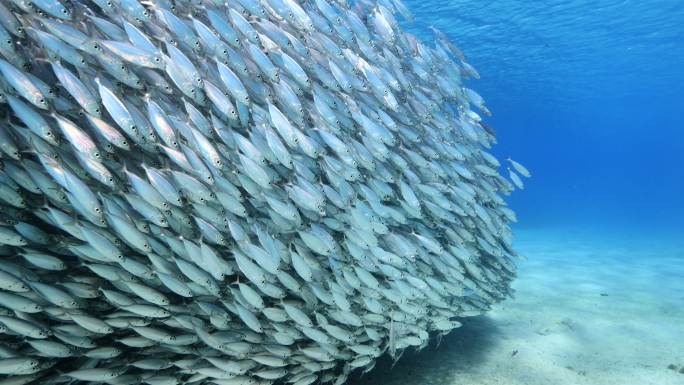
{"left": 94, "top": 207, "right": 101, "bottom": 213}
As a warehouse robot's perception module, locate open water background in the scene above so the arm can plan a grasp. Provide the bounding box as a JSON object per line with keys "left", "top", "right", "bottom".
{"left": 350, "top": 2, "right": 684, "bottom": 384}
{"left": 404, "top": 0, "right": 684, "bottom": 230}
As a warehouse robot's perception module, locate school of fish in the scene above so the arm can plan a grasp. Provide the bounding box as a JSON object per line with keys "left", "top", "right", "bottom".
{"left": 0, "top": 0, "right": 532, "bottom": 383}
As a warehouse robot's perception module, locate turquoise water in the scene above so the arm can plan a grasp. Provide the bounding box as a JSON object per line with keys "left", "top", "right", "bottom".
{"left": 351, "top": 1, "right": 683, "bottom": 384}
{"left": 404, "top": 0, "right": 684, "bottom": 228}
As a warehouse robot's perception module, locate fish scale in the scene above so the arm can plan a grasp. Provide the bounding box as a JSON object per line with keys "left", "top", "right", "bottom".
{"left": 0, "top": 0, "right": 525, "bottom": 382}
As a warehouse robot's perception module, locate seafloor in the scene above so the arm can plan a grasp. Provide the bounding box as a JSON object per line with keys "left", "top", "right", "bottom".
{"left": 348, "top": 227, "right": 684, "bottom": 385}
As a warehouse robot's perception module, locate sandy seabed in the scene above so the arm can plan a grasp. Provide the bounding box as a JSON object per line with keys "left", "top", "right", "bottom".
{"left": 348, "top": 227, "right": 684, "bottom": 385}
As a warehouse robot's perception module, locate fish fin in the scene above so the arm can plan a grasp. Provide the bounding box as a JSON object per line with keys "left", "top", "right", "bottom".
{"left": 390, "top": 348, "right": 404, "bottom": 368}
{"left": 63, "top": 211, "right": 81, "bottom": 227}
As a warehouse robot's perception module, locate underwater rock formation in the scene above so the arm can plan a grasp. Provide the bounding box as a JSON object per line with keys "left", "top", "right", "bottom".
{"left": 0, "top": 0, "right": 527, "bottom": 383}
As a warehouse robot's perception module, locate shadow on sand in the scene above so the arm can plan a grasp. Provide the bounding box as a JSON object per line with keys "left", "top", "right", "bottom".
{"left": 347, "top": 315, "right": 502, "bottom": 385}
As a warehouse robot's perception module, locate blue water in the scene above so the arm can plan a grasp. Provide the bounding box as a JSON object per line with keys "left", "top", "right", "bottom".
{"left": 351, "top": 2, "right": 684, "bottom": 384}
{"left": 403, "top": 0, "right": 684, "bottom": 229}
